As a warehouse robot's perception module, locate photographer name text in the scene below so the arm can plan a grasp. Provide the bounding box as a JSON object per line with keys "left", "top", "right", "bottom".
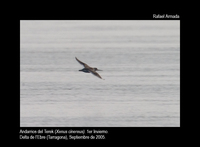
{"left": 153, "top": 14, "right": 179, "bottom": 19}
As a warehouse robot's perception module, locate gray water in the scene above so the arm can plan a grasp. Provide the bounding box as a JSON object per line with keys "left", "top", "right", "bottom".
{"left": 20, "top": 20, "right": 180, "bottom": 127}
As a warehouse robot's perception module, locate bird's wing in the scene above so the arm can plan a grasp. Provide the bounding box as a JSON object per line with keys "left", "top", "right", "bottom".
{"left": 75, "top": 57, "right": 90, "bottom": 68}
{"left": 89, "top": 69, "right": 103, "bottom": 79}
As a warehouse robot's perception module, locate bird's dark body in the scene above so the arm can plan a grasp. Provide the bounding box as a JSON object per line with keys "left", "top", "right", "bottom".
{"left": 79, "top": 68, "right": 90, "bottom": 73}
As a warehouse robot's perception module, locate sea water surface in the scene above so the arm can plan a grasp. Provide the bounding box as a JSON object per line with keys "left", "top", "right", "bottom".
{"left": 20, "top": 20, "right": 180, "bottom": 127}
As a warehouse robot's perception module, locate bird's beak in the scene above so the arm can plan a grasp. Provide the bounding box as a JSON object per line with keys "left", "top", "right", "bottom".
{"left": 97, "top": 69, "right": 103, "bottom": 71}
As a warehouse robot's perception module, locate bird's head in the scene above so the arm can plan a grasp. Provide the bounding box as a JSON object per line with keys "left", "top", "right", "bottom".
{"left": 94, "top": 68, "right": 102, "bottom": 71}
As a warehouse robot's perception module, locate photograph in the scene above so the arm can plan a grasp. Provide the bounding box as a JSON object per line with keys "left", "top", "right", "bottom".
{"left": 20, "top": 20, "right": 180, "bottom": 127}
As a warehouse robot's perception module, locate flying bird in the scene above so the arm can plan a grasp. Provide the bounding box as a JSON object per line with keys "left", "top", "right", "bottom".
{"left": 75, "top": 57, "right": 104, "bottom": 80}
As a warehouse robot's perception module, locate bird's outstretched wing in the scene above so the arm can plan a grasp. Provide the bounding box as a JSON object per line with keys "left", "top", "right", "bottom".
{"left": 75, "top": 57, "right": 90, "bottom": 68}
{"left": 89, "top": 69, "right": 104, "bottom": 79}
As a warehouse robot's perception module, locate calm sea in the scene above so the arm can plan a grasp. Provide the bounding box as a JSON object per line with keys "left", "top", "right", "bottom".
{"left": 20, "top": 20, "right": 180, "bottom": 127}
